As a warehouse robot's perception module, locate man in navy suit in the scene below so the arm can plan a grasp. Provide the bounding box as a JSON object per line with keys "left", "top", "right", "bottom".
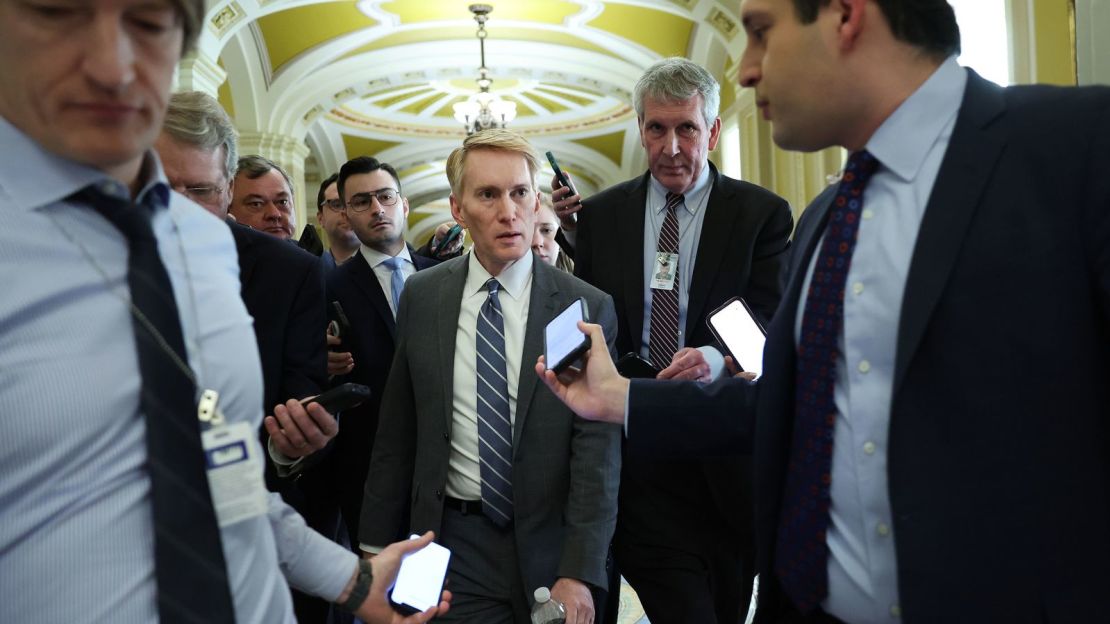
{"left": 321, "top": 156, "right": 439, "bottom": 548}
{"left": 539, "top": 0, "right": 1110, "bottom": 622}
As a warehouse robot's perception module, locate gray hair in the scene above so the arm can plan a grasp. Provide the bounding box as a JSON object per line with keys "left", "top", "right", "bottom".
{"left": 633, "top": 58, "right": 721, "bottom": 127}
{"left": 236, "top": 155, "right": 294, "bottom": 196}
{"left": 163, "top": 91, "right": 238, "bottom": 181}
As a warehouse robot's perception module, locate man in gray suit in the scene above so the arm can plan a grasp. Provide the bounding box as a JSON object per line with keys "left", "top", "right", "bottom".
{"left": 359, "top": 129, "right": 621, "bottom": 623}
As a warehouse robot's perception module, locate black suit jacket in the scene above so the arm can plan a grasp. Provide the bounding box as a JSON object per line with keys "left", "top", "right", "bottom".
{"left": 630, "top": 72, "right": 1110, "bottom": 622}
{"left": 573, "top": 163, "right": 792, "bottom": 566}
{"left": 228, "top": 221, "right": 327, "bottom": 415}
{"left": 321, "top": 248, "right": 439, "bottom": 542}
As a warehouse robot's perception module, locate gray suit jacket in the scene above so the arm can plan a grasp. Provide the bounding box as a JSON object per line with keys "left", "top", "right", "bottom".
{"left": 360, "top": 252, "right": 621, "bottom": 592}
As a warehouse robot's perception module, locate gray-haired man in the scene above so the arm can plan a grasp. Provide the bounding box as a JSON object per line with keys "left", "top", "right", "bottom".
{"left": 552, "top": 57, "right": 793, "bottom": 623}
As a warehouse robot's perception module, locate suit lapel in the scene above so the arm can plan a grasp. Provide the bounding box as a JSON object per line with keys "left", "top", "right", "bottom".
{"left": 619, "top": 174, "right": 650, "bottom": 350}
{"left": 437, "top": 258, "right": 467, "bottom": 436}
{"left": 685, "top": 164, "right": 738, "bottom": 336}
{"left": 350, "top": 250, "right": 397, "bottom": 337}
{"left": 513, "top": 257, "right": 558, "bottom": 453}
{"left": 893, "top": 72, "right": 1007, "bottom": 397}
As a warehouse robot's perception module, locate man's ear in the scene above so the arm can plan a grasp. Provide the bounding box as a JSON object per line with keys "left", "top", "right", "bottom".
{"left": 449, "top": 194, "right": 465, "bottom": 229}
{"left": 402, "top": 196, "right": 410, "bottom": 218}
{"left": 835, "top": 0, "right": 867, "bottom": 50}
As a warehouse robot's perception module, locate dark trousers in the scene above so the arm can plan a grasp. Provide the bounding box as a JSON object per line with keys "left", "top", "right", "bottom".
{"left": 437, "top": 506, "right": 530, "bottom": 623}
{"left": 615, "top": 539, "right": 753, "bottom": 624}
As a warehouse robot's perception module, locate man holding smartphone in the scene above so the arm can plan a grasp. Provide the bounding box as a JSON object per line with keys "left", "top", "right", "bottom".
{"left": 0, "top": 1, "right": 446, "bottom": 622}
{"left": 360, "top": 129, "right": 621, "bottom": 623}
{"left": 321, "top": 155, "right": 441, "bottom": 553}
{"left": 551, "top": 58, "right": 793, "bottom": 624}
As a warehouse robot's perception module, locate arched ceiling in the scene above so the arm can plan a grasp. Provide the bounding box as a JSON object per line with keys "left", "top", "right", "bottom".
{"left": 196, "top": 0, "right": 744, "bottom": 234}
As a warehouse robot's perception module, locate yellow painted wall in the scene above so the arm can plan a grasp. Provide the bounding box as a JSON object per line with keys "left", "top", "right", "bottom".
{"left": 1032, "top": 0, "right": 1077, "bottom": 85}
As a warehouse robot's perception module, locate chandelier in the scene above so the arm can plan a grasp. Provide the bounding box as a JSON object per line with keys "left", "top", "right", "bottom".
{"left": 453, "top": 4, "right": 517, "bottom": 135}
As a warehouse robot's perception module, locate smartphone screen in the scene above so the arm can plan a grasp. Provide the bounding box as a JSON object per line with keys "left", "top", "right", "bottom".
{"left": 545, "top": 298, "right": 589, "bottom": 373}
{"left": 389, "top": 537, "right": 451, "bottom": 613}
{"left": 708, "top": 298, "right": 767, "bottom": 377}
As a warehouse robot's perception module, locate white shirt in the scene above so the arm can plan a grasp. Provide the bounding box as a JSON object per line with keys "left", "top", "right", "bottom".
{"left": 446, "top": 251, "right": 534, "bottom": 500}
{"left": 794, "top": 57, "right": 967, "bottom": 623}
{"left": 360, "top": 243, "right": 416, "bottom": 318}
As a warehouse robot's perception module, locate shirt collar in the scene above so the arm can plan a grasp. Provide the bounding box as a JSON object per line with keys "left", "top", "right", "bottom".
{"left": 362, "top": 243, "right": 412, "bottom": 269}
{"left": 648, "top": 161, "right": 712, "bottom": 216}
{"left": 0, "top": 115, "right": 170, "bottom": 213}
{"left": 866, "top": 56, "right": 967, "bottom": 183}
{"left": 465, "top": 249, "right": 533, "bottom": 301}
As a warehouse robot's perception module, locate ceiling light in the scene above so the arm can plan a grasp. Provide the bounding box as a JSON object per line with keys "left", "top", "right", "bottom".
{"left": 453, "top": 4, "right": 517, "bottom": 135}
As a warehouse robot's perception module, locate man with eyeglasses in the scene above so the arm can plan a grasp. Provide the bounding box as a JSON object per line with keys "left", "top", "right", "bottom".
{"left": 319, "top": 155, "right": 441, "bottom": 553}
{"left": 317, "top": 172, "right": 361, "bottom": 271}
{"left": 232, "top": 154, "right": 298, "bottom": 239}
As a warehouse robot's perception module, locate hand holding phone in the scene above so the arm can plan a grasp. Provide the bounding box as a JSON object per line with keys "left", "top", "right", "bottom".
{"left": 706, "top": 297, "right": 767, "bottom": 377}
{"left": 544, "top": 298, "right": 591, "bottom": 374}
{"left": 389, "top": 535, "right": 452, "bottom": 615}
{"left": 546, "top": 151, "right": 577, "bottom": 197}
{"left": 432, "top": 223, "right": 463, "bottom": 257}
{"left": 302, "top": 383, "right": 371, "bottom": 413}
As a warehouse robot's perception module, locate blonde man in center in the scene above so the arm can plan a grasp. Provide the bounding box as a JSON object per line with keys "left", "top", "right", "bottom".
{"left": 359, "top": 130, "right": 621, "bottom": 623}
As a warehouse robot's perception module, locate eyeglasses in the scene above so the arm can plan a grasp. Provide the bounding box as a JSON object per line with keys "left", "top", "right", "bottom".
{"left": 346, "top": 189, "right": 400, "bottom": 212}
{"left": 320, "top": 199, "right": 344, "bottom": 212}
{"left": 178, "top": 185, "right": 225, "bottom": 203}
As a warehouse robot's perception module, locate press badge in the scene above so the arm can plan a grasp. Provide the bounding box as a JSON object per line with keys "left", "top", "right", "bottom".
{"left": 199, "top": 390, "right": 268, "bottom": 527}
{"left": 650, "top": 252, "right": 679, "bottom": 291}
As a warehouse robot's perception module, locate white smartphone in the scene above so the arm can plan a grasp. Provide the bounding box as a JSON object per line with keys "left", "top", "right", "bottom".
{"left": 544, "top": 297, "right": 591, "bottom": 373}
{"left": 388, "top": 536, "right": 451, "bottom": 615}
{"left": 706, "top": 297, "right": 767, "bottom": 377}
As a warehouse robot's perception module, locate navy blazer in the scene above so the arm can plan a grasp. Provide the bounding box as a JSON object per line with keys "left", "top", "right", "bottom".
{"left": 319, "top": 247, "right": 439, "bottom": 542}
{"left": 629, "top": 71, "right": 1110, "bottom": 622}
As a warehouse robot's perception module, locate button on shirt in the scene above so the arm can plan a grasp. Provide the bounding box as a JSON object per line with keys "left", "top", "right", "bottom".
{"left": 0, "top": 117, "right": 355, "bottom": 623}
{"left": 446, "top": 251, "right": 534, "bottom": 500}
{"left": 639, "top": 164, "right": 712, "bottom": 358}
{"left": 361, "top": 243, "right": 417, "bottom": 318}
{"left": 793, "top": 57, "right": 967, "bottom": 623}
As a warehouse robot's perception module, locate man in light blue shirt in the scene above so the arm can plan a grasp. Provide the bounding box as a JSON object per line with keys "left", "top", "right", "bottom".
{"left": 0, "top": 1, "right": 448, "bottom": 622}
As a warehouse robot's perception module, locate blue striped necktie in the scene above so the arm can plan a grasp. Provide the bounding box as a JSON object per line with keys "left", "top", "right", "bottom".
{"left": 379, "top": 256, "right": 405, "bottom": 314}
{"left": 475, "top": 278, "right": 514, "bottom": 527}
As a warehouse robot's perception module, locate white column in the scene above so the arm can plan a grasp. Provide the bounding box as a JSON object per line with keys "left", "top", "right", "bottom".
{"left": 174, "top": 50, "right": 227, "bottom": 97}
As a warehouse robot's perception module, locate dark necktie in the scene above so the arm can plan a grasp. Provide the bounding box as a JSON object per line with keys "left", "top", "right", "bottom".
{"left": 648, "top": 192, "right": 684, "bottom": 369}
{"left": 80, "top": 184, "right": 236, "bottom": 622}
{"left": 776, "top": 151, "right": 881, "bottom": 613}
{"left": 475, "top": 278, "right": 514, "bottom": 527}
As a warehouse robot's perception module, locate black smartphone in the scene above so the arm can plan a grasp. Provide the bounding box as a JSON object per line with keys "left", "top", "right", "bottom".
{"left": 389, "top": 537, "right": 451, "bottom": 615}
{"left": 544, "top": 297, "right": 590, "bottom": 374}
{"left": 302, "top": 383, "right": 370, "bottom": 413}
{"left": 545, "top": 151, "right": 577, "bottom": 196}
{"left": 615, "top": 352, "right": 660, "bottom": 379}
{"left": 706, "top": 297, "right": 767, "bottom": 376}
{"left": 328, "top": 300, "right": 351, "bottom": 341}
{"left": 433, "top": 223, "right": 463, "bottom": 254}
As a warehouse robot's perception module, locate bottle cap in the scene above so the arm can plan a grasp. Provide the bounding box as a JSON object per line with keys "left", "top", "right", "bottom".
{"left": 534, "top": 587, "right": 551, "bottom": 603}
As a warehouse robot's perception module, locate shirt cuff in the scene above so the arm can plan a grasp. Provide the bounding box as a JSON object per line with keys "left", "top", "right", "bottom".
{"left": 359, "top": 543, "right": 385, "bottom": 555}
{"left": 267, "top": 437, "right": 305, "bottom": 468}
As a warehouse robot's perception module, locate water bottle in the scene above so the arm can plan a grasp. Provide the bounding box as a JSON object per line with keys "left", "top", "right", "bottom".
{"left": 530, "top": 586, "right": 566, "bottom": 624}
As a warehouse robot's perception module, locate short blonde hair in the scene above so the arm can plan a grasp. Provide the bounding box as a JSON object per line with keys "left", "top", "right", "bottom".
{"left": 445, "top": 129, "right": 540, "bottom": 197}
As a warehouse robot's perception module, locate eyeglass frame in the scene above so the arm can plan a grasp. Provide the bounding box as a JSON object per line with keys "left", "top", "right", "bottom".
{"left": 319, "top": 198, "right": 345, "bottom": 212}
{"left": 345, "top": 188, "right": 401, "bottom": 212}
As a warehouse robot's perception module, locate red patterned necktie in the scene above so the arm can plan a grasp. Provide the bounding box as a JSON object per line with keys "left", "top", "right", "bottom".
{"left": 775, "top": 150, "right": 881, "bottom": 613}
{"left": 648, "top": 192, "right": 684, "bottom": 369}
